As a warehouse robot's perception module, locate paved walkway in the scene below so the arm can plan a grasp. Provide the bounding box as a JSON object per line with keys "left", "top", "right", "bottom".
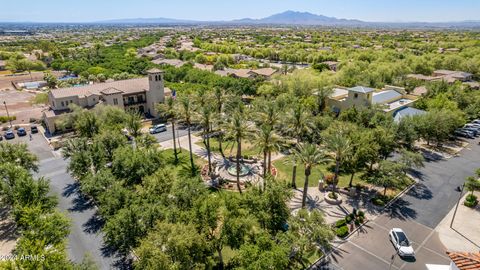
{"left": 435, "top": 191, "right": 480, "bottom": 253}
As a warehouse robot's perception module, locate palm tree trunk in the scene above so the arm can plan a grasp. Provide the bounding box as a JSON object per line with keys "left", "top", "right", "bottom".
{"left": 217, "top": 246, "right": 224, "bottom": 270}
{"left": 291, "top": 165, "right": 297, "bottom": 189}
{"left": 333, "top": 158, "right": 340, "bottom": 195}
{"left": 348, "top": 171, "right": 355, "bottom": 188}
{"left": 301, "top": 169, "right": 310, "bottom": 208}
{"left": 267, "top": 151, "right": 272, "bottom": 175}
{"left": 384, "top": 186, "right": 387, "bottom": 196}
{"left": 206, "top": 127, "right": 212, "bottom": 175}
{"left": 236, "top": 138, "right": 242, "bottom": 194}
{"left": 218, "top": 133, "right": 225, "bottom": 158}
{"left": 263, "top": 151, "right": 267, "bottom": 179}
{"left": 171, "top": 120, "right": 178, "bottom": 164}
{"left": 187, "top": 121, "right": 195, "bottom": 175}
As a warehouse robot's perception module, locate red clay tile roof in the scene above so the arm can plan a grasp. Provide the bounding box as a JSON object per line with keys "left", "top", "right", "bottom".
{"left": 447, "top": 251, "right": 480, "bottom": 270}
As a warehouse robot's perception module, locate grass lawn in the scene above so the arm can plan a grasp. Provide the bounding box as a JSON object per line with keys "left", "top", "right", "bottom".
{"left": 160, "top": 148, "right": 205, "bottom": 176}
{"left": 195, "top": 137, "right": 262, "bottom": 158}
{"left": 273, "top": 156, "right": 366, "bottom": 188}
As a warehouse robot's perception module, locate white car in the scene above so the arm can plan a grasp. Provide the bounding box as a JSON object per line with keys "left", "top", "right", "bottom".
{"left": 389, "top": 228, "right": 415, "bottom": 258}
{"left": 149, "top": 124, "right": 167, "bottom": 134}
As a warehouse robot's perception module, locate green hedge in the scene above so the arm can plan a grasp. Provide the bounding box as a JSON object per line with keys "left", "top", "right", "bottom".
{"left": 0, "top": 115, "right": 16, "bottom": 123}
{"left": 336, "top": 225, "right": 349, "bottom": 238}
{"left": 335, "top": 219, "right": 347, "bottom": 228}
{"left": 464, "top": 194, "right": 478, "bottom": 208}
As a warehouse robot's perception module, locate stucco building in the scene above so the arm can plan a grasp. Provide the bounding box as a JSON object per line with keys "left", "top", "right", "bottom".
{"left": 43, "top": 68, "right": 169, "bottom": 134}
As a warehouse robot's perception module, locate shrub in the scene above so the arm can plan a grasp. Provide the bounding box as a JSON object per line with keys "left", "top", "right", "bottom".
{"left": 335, "top": 219, "right": 347, "bottom": 228}
{"left": 464, "top": 194, "right": 478, "bottom": 208}
{"left": 346, "top": 214, "right": 354, "bottom": 223}
{"left": 13, "top": 125, "right": 20, "bottom": 130}
{"left": 371, "top": 197, "right": 385, "bottom": 207}
{"left": 0, "top": 115, "right": 16, "bottom": 123}
{"left": 356, "top": 216, "right": 365, "bottom": 224}
{"left": 336, "top": 225, "right": 349, "bottom": 238}
{"left": 328, "top": 192, "right": 338, "bottom": 199}
{"left": 357, "top": 210, "right": 365, "bottom": 217}
{"left": 354, "top": 219, "right": 360, "bottom": 226}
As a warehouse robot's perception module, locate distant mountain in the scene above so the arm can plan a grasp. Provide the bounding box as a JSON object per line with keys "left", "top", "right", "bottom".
{"left": 4, "top": 10, "right": 480, "bottom": 29}
{"left": 96, "top": 17, "right": 195, "bottom": 24}
{"left": 231, "top": 10, "right": 363, "bottom": 25}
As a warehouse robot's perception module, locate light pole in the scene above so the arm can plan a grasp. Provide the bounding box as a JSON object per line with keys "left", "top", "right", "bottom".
{"left": 450, "top": 183, "right": 465, "bottom": 228}
{"left": 3, "top": 101, "right": 12, "bottom": 128}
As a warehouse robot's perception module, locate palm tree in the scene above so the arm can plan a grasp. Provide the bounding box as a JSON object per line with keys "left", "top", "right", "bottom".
{"left": 286, "top": 102, "right": 312, "bottom": 189}
{"left": 293, "top": 143, "right": 329, "bottom": 208}
{"left": 179, "top": 96, "right": 195, "bottom": 174}
{"left": 197, "top": 104, "right": 215, "bottom": 175}
{"left": 254, "top": 125, "right": 281, "bottom": 186}
{"left": 323, "top": 131, "right": 351, "bottom": 196}
{"left": 156, "top": 97, "right": 178, "bottom": 163}
{"left": 224, "top": 110, "right": 251, "bottom": 194}
{"left": 125, "top": 112, "right": 142, "bottom": 138}
{"left": 214, "top": 87, "right": 227, "bottom": 158}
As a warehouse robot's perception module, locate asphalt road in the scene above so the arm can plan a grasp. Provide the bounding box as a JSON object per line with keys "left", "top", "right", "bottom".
{"left": 1, "top": 124, "right": 191, "bottom": 269}
{"left": 316, "top": 137, "right": 480, "bottom": 270}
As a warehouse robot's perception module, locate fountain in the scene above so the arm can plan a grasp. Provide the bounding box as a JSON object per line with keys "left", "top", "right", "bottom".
{"left": 227, "top": 164, "right": 252, "bottom": 177}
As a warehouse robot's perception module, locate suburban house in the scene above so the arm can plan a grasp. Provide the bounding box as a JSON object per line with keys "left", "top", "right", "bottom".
{"left": 215, "top": 67, "right": 277, "bottom": 79}
{"left": 407, "top": 70, "right": 474, "bottom": 84}
{"left": 326, "top": 85, "right": 425, "bottom": 122}
{"left": 43, "top": 68, "right": 169, "bottom": 134}
{"left": 426, "top": 251, "right": 480, "bottom": 270}
{"left": 322, "top": 61, "right": 339, "bottom": 71}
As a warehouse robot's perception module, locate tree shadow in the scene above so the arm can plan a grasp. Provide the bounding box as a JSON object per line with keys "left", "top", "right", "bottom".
{"left": 100, "top": 243, "right": 133, "bottom": 270}
{"left": 68, "top": 193, "right": 95, "bottom": 212}
{"left": 385, "top": 198, "right": 417, "bottom": 221}
{"left": 62, "top": 182, "right": 80, "bottom": 198}
{"left": 83, "top": 212, "right": 105, "bottom": 234}
{"left": 418, "top": 148, "right": 444, "bottom": 162}
{"left": 406, "top": 183, "right": 432, "bottom": 200}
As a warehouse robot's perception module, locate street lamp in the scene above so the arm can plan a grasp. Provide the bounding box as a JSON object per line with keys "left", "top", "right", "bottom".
{"left": 3, "top": 101, "right": 12, "bottom": 128}
{"left": 450, "top": 183, "right": 465, "bottom": 228}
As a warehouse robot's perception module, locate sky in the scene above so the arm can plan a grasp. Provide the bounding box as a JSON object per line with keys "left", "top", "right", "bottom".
{"left": 1, "top": 0, "right": 479, "bottom": 23}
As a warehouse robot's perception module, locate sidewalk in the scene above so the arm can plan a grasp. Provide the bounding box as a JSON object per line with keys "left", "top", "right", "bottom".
{"left": 435, "top": 191, "right": 480, "bottom": 253}
{"left": 159, "top": 134, "right": 222, "bottom": 162}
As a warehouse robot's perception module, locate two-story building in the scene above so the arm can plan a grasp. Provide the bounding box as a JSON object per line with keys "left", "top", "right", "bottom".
{"left": 43, "top": 68, "right": 169, "bottom": 134}
{"left": 326, "top": 85, "right": 425, "bottom": 122}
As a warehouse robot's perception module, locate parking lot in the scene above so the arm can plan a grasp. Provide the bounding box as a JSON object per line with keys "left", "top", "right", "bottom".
{"left": 320, "top": 136, "right": 480, "bottom": 270}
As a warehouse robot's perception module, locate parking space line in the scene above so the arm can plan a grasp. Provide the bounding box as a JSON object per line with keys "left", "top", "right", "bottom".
{"left": 347, "top": 241, "right": 400, "bottom": 269}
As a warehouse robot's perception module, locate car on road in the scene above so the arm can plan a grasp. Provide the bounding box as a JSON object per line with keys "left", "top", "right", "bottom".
{"left": 149, "top": 124, "right": 167, "bottom": 134}
{"left": 31, "top": 125, "right": 38, "bottom": 134}
{"left": 17, "top": 127, "right": 27, "bottom": 136}
{"left": 462, "top": 127, "right": 479, "bottom": 136}
{"left": 4, "top": 129, "right": 15, "bottom": 140}
{"left": 389, "top": 228, "right": 415, "bottom": 258}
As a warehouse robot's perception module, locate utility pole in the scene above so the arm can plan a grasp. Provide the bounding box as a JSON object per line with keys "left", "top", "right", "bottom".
{"left": 3, "top": 101, "right": 12, "bottom": 128}
{"left": 450, "top": 183, "right": 465, "bottom": 228}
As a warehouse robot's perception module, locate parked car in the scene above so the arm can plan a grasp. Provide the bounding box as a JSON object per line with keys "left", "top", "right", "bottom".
{"left": 17, "top": 127, "right": 27, "bottom": 136}
{"left": 4, "top": 129, "right": 15, "bottom": 140}
{"left": 472, "top": 119, "right": 480, "bottom": 124}
{"left": 31, "top": 125, "right": 38, "bottom": 134}
{"left": 461, "top": 127, "right": 479, "bottom": 136}
{"left": 455, "top": 130, "right": 475, "bottom": 139}
{"left": 389, "top": 228, "right": 415, "bottom": 258}
{"left": 149, "top": 124, "right": 167, "bottom": 134}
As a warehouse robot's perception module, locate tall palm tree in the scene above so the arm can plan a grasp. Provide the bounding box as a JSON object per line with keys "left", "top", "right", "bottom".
{"left": 286, "top": 102, "right": 312, "bottom": 189}
{"left": 125, "top": 112, "right": 142, "bottom": 138}
{"left": 254, "top": 125, "right": 281, "bottom": 185}
{"left": 294, "top": 143, "right": 329, "bottom": 208}
{"left": 224, "top": 110, "right": 251, "bottom": 194}
{"left": 214, "top": 87, "right": 227, "bottom": 158}
{"left": 179, "top": 96, "right": 195, "bottom": 174}
{"left": 197, "top": 103, "right": 215, "bottom": 175}
{"left": 156, "top": 97, "right": 178, "bottom": 163}
{"left": 323, "top": 131, "right": 351, "bottom": 196}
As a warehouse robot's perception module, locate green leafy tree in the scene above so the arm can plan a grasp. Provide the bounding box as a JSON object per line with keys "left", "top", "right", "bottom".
{"left": 156, "top": 97, "right": 179, "bottom": 163}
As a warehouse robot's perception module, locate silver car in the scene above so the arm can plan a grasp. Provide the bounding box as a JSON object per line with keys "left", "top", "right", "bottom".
{"left": 149, "top": 124, "right": 167, "bottom": 134}
{"left": 389, "top": 228, "right": 415, "bottom": 258}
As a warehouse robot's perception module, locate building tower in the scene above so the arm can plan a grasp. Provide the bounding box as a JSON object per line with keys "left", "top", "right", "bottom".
{"left": 146, "top": 68, "right": 165, "bottom": 117}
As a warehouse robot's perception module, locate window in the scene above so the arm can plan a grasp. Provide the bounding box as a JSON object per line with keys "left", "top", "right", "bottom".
{"left": 354, "top": 93, "right": 359, "bottom": 99}
{"left": 93, "top": 98, "right": 95, "bottom": 102}
{"left": 128, "top": 96, "right": 134, "bottom": 104}
{"left": 137, "top": 95, "right": 144, "bottom": 103}
{"left": 52, "top": 101, "right": 55, "bottom": 107}
{"left": 113, "top": 98, "right": 118, "bottom": 105}
{"left": 61, "top": 101, "right": 64, "bottom": 107}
